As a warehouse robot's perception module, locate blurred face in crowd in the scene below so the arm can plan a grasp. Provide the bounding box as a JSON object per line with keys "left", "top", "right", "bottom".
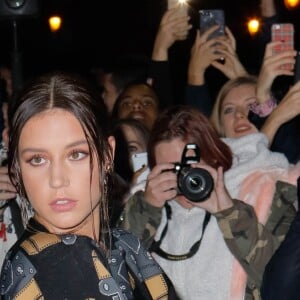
{"left": 121, "top": 124, "right": 147, "bottom": 155}
{"left": 101, "top": 73, "right": 119, "bottom": 113}
{"left": 220, "top": 84, "right": 258, "bottom": 138}
{"left": 117, "top": 84, "right": 159, "bottom": 130}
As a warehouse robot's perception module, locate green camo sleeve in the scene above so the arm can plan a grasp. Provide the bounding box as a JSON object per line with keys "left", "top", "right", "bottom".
{"left": 117, "top": 190, "right": 162, "bottom": 249}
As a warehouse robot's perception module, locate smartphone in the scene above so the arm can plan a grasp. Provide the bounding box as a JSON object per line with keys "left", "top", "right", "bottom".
{"left": 168, "top": 0, "right": 188, "bottom": 17}
{"left": 131, "top": 152, "right": 149, "bottom": 184}
{"left": 131, "top": 152, "right": 148, "bottom": 172}
{"left": 199, "top": 9, "right": 225, "bottom": 40}
{"left": 293, "top": 52, "right": 300, "bottom": 84}
{"left": 271, "top": 23, "right": 294, "bottom": 71}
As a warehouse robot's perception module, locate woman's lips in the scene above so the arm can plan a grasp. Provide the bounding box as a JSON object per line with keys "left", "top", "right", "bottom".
{"left": 234, "top": 123, "right": 252, "bottom": 133}
{"left": 50, "top": 198, "right": 77, "bottom": 212}
{"left": 130, "top": 112, "right": 144, "bottom": 120}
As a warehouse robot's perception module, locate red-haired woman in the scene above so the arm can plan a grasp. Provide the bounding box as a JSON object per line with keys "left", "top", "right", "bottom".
{"left": 119, "top": 105, "right": 296, "bottom": 300}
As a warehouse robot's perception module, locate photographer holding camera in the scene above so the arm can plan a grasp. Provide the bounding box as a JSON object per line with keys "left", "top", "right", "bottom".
{"left": 118, "top": 105, "right": 296, "bottom": 300}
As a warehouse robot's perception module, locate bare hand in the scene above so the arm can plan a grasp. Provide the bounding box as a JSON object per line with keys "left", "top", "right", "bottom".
{"left": 131, "top": 164, "right": 148, "bottom": 185}
{"left": 188, "top": 27, "right": 226, "bottom": 85}
{"left": 256, "top": 41, "right": 296, "bottom": 103}
{"left": 0, "top": 166, "right": 17, "bottom": 201}
{"left": 152, "top": 9, "right": 192, "bottom": 61}
{"left": 144, "top": 163, "right": 177, "bottom": 208}
{"left": 211, "top": 27, "right": 248, "bottom": 79}
{"left": 190, "top": 165, "right": 233, "bottom": 213}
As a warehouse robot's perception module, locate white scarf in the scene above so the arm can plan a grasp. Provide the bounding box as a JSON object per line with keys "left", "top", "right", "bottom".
{"left": 222, "top": 132, "right": 299, "bottom": 299}
{"left": 223, "top": 132, "right": 290, "bottom": 198}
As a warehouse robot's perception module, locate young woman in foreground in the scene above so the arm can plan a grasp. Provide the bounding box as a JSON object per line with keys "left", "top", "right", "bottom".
{"left": 0, "top": 72, "right": 177, "bottom": 299}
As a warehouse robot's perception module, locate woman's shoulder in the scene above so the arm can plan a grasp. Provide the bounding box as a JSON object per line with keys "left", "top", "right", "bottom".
{"left": 0, "top": 232, "right": 60, "bottom": 298}
{"left": 0, "top": 231, "right": 109, "bottom": 299}
{"left": 111, "top": 227, "right": 142, "bottom": 252}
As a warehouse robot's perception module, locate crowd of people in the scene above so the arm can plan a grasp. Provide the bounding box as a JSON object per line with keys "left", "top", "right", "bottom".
{"left": 0, "top": 0, "right": 300, "bottom": 299}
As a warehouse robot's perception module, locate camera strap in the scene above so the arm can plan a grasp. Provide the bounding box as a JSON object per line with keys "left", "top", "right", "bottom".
{"left": 150, "top": 202, "right": 211, "bottom": 261}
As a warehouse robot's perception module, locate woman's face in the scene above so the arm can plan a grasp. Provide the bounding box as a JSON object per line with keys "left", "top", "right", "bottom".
{"left": 154, "top": 138, "right": 204, "bottom": 210}
{"left": 220, "top": 84, "right": 258, "bottom": 138}
{"left": 118, "top": 84, "right": 158, "bottom": 130}
{"left": 18, "top": 108, "right": 113, "bottom": 238}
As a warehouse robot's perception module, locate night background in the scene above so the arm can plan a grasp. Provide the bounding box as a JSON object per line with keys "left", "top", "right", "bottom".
{"left": 0, "top": 0, "right": 299, "bottom": 103}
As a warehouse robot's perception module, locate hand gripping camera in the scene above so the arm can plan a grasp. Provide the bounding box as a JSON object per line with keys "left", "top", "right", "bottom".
{"left": 173, "top": 143, "right": 214, "bottom": 202}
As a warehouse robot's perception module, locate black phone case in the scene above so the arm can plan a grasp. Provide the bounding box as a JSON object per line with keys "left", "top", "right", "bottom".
{"left": 294, "top": 52, "right": 300, "bottom": 84}
{"left": 199, "top": 9, "right": 225, "bottom": 39}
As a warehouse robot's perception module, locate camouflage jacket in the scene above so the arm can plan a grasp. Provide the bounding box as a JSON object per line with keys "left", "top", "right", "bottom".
{"left": 118, "top": 181, "right": 297, "bottom": 300}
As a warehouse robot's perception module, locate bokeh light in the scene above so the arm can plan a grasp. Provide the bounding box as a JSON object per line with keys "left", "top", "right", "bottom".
{"left": 248, "top": 18, "right": 260, "bottom": 35}
{"left": 284, "top": 0, "right": 300, "bottom": 9}
{"left": 48, "top": 16, "right": 62, "bottom": 33}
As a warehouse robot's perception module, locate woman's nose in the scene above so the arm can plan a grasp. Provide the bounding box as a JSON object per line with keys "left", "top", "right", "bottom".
{"left": 132, "top": 99, "right": 142, "bottom": 111}
{"left": 49, "top": 162, "right": 70, "bottom": 189}
{"left": 235, "top": 108, "right": 247, "bottom": 118}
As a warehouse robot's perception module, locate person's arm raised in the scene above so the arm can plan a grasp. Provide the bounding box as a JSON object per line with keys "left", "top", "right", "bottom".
{"left": 152, "top": 9, "right": 191, "bottom": 61}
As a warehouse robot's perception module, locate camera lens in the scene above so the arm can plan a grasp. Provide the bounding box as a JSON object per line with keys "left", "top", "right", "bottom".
{"left": 178, "top": 167, "right": 214, "bottom": 202}
{"left": 188, "top": 176, "right": 202, "bottom": 190}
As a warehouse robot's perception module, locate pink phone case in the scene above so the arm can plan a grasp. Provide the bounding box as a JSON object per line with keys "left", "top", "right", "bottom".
{"left": 271, "top": 23, "right": 294, "bottom": 71}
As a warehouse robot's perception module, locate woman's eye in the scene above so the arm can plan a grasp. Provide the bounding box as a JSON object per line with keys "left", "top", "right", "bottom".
{"left": 29, "top": 155, "right": 46, "bottom": 166}
{"left": 223, "top": 106, "right": 234, "bottom": 114}
{"left": 70, "top": 151, "right": 88, "bottom": 161}
{"left": 128, "top": 145, "right": 138, "bottom": 154}
{"left": 142, "top": 98, "right": 155, "bottom": 107}
{"left": 121, "top": 99, "right": 132, "bottom": 108}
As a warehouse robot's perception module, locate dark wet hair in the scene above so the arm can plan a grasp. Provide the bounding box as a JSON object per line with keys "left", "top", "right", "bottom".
{"left": 8, "top": 71, "right": 113, "bottom": 238}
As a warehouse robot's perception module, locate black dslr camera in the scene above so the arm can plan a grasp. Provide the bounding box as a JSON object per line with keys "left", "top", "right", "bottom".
{"left": 173, "top": 143, "right": 214, "bottom": 202}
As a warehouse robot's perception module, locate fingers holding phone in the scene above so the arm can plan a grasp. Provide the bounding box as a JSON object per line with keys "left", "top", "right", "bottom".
{"left": 131, "top": 152, "right": 149, "bottom": 184}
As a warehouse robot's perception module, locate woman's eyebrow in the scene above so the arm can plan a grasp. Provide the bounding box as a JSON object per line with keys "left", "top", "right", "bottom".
{"left": 20, "top": 140, "right": 88, "bottom": 155}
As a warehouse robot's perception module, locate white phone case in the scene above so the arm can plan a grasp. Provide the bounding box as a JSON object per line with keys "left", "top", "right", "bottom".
{"left": 131, "top": 152, "right": 148, "bottom": 172}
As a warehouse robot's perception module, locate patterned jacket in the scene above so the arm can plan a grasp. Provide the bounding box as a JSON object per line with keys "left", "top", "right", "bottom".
{"left": 1, "top": 219, "right": 178, "bottom": 299}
